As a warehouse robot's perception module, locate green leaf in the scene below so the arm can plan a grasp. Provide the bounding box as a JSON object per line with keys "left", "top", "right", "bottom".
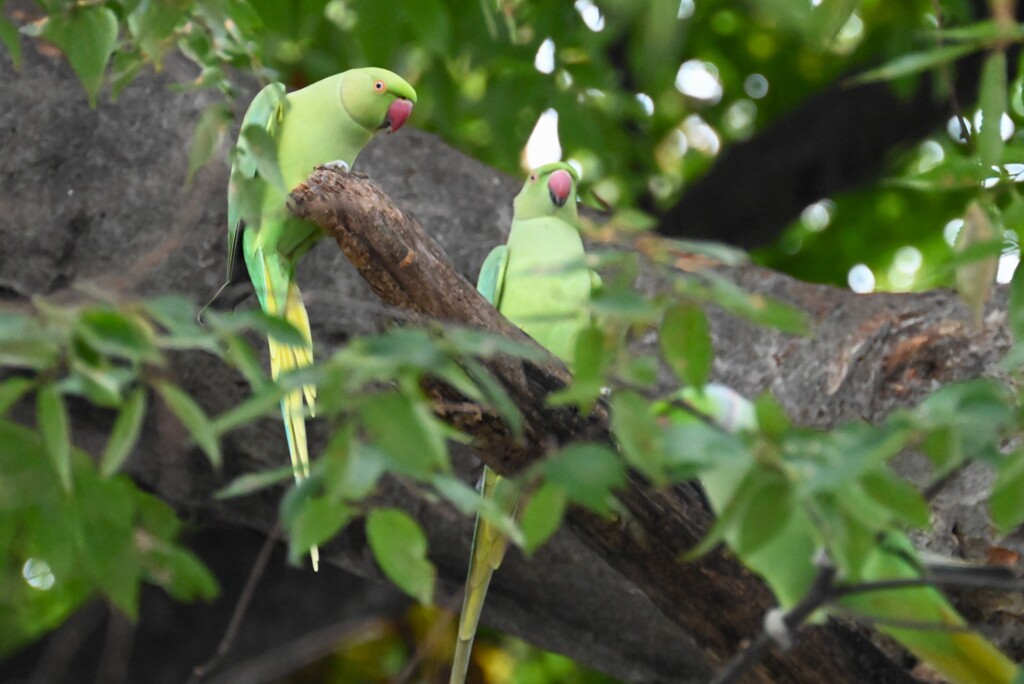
{"left": 610, "top": 390, "right": 667, "bottom": 485}
{"left": 461, "top": 359, "right": 523, "bottom": 437}
{"left": 211, "top": 381, "right": 285, "bottom": 435}
{"left": 754, "top": 393, "right": 790, "bottom": 437}
{"left": 75, "top": 309, "right": 160, "bottom": 363}
{"left": 683, "top": 273, "right": 809, "bottom": 335}
{"left": 223, "top": 334, "right": 268, "bottom": 388}
{"left": 187, "top": 102, "right": 230, "bottom": 185}
{"left": 286, "top": 496, "right": 354, "bottom": 563}
{"left": 519, "top": 482, "right": 568, "bottom": 554}
{"left": 441, "top": 326, "right": 549, "bottom": 362}
{"left": 36, "top": 385, "right": 72, "bottom": 493}
{"left": 142, "top": 543, "right": 218, "bottom": 602}
{"left": 108, "top": 50, "right": 146, "bottom": 101}
{"left": 0, "top": 376, "right": 34, "bottom": 416}
{"left": 860, "top": 470, "right": 930, "bottom": 529}
{"left": 1010, "top": 250, "right": 1024, "bottom": 343}
{"left": 850, "top": 43, "right": 976, "bottom": 85}
{"left": 685, "top": 464, "right": 759, "bottom": 561}
{"left": 978, "top": 50, "right": 1007, "bottom": 168}
{"left": 240, "top": 123, "right": 287, "bottom": 194}
{"left": 215, "top": 465, "right": 294, "bottom": 499}
{"left": 101, "top": 388, "right": 147, "bottom": 477}
{"left": 207, "top": 309, "right": 307, "bottom": 347}
{"left": 990, "top": 451, "right": 1024, "bottom": 534}
{"left": 365, "top": 508, "right": 436, "bottom": 604}
{"left": 430, "top": 473, "right": 524, "bottom": 545}
{"left": 133, "top": 487, "right": 182, "bottom": 539}
{"left": 811, "top": 0, "right": 858, "bottom": 45}
{"left": 0, "top": 312, "right": 60, "bottom": 369}
{"left": 0, "top": 14, "right": 22, "bottom": 70}
{"left": 359, "top": 390, "right": 448, "bottom": 478}
{"left": 66, "top": 360, "right": 128, "bottom": 408}
{"left": 662, "top": 419, "right": 750, "bottom": 481}
{"left": 143, "top": 295, "right": 219, "bottom": 352}
{"left": 736, "top": 474, "right": 793, "bottom": 557}
{"left": 567, "top": 324, "right": 607, "bottom": 410}
{"left": 153, "top": 381, "right": 221, "bottom": 467}
{"left": 590, "top": 286, "right": 660, "bottom": 322}
{"left": 937, "top": 20, "right": 1024, "bottom": 44}
{"left": 127, "top": 0, "right": 191, "bottom": 69}
{"left": 71, "top": 472, "right": 141, "bottom": 617}
{"left": 543, "top": 444, "right": 625, "bottom": 516}
{"left": 37, "top": 5, "right": 119, "bottom": 107}
{"left": 660, "top": 303, "right": 712, "bottom": 388}
{"left": 322, "top": 429, "right": 387, "bottom": 502}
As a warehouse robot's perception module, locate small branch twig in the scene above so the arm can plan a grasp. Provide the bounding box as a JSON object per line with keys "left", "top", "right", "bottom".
{"left": 189, "top": 525, "right": 283, "bottom": 682}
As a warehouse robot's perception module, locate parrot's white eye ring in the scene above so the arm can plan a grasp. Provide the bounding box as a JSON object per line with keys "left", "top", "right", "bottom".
{"left": 374, "top": 80, "right": 386, "bottom": 93}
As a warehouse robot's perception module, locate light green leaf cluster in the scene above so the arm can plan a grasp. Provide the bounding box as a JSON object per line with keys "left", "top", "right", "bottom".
{"left": 0, "top": 296, "right": 237, "bottom": 655}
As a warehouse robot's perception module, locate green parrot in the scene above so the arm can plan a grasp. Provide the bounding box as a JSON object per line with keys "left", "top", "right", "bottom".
{"left": 450, "top": 162, "right": 597, "bottom": 684}
{"left": 670, "top": 384, "right": 1019, "bottom": 684}
{"left": 216, "top": 68, "right": 416, "bottom": 570}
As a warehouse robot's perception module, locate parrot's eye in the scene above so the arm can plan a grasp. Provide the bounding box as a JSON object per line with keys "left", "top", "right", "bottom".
{"left": 374, "top": 80, "right": 386, "bottom": 93}
{"left": 529, "top": 173, "right": 537, "bottom": 182}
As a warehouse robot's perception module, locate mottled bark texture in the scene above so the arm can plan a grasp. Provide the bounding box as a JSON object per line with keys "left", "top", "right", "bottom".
{"left": 1, "top": 30, "right": 1021, "bottom": 684}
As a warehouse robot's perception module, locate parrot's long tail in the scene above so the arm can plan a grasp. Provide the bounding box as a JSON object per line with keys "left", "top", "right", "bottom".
{"left": 450, "top": 468, "right": 513, "bottom": 684}
{"left": 267, "top": 279, "right": 319, "bottom": 571}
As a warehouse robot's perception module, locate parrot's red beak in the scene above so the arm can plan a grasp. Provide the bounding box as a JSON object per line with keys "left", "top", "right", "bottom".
{"left": 385, "top": 98, "right": 413, "bottom": 133}
{"left": 548, "top": 169, "right": 573, "bottom": 207}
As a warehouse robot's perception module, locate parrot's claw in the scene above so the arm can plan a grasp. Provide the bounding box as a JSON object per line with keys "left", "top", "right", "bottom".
{"left": 324, "top": 160, "right": 351, "bottom": 173}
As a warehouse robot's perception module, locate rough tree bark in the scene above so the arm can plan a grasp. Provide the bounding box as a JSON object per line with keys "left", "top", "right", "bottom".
{"left": 1, "top": 31, "right": 1021, "bottom": 684}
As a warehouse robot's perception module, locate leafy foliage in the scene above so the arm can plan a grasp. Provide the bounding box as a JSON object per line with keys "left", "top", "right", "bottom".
{"left": 0, "top": 296, "right": 232, "bottom": 655}
{"left": 7, "top": 0, "right": 1024, "bottom": 680}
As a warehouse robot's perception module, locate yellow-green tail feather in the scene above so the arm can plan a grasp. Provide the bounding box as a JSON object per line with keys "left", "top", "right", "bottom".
{"left": 265, "top": 272, "right": 319, "bottom": 570}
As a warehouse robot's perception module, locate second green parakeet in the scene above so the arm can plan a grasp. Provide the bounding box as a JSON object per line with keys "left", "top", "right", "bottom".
{"left": 450, "top": 162, "right": 598, "bottom": 684}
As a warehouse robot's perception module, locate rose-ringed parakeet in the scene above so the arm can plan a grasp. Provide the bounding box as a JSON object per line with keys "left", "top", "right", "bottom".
{"left": 668, "top": 385, "right": 1019, "bottom": 684}
{"left": 450, "top": 162, "right": 598, "bottom": 684}
{"left": 216, "top": 68, "right": 416, "bottom": 570}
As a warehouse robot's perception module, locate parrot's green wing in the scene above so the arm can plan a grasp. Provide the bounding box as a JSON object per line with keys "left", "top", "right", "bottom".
{"left": 199, "top": 83, "right": 286, "bottom": 320}
{"left": 475, "top": 244, "right": 508, "bottom": 306}
{"left": 226, "top": 82, "right": 286, "bottom": 284}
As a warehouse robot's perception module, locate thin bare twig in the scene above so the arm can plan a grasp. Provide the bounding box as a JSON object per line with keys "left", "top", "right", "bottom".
{"left": 189, "top": 525, "right": 283, "bottom": 682}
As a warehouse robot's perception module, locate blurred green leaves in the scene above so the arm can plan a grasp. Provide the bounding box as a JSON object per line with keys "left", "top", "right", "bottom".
{"left": 25, "top": 4, "right": 118, "bottom": 107}
{"left": 366, "top": 508, "right": 435, "bottom": 604}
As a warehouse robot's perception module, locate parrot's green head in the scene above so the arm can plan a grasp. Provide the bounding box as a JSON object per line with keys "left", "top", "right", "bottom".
{"left": 513, "top": 162, "right": 580, "bottom": 222}
{"left": 340, "top": 67, "right": 418, "bottom": 134}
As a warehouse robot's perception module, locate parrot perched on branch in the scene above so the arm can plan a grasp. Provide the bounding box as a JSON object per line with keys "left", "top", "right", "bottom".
{"left": 672, "top": 384, "right": 1019, "bottom": 684}
{"left": 450, "top": 162, "right": 598, "bottom": 684}
{"left": 212, "top": 68, "right": 416, "bottom": 570}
